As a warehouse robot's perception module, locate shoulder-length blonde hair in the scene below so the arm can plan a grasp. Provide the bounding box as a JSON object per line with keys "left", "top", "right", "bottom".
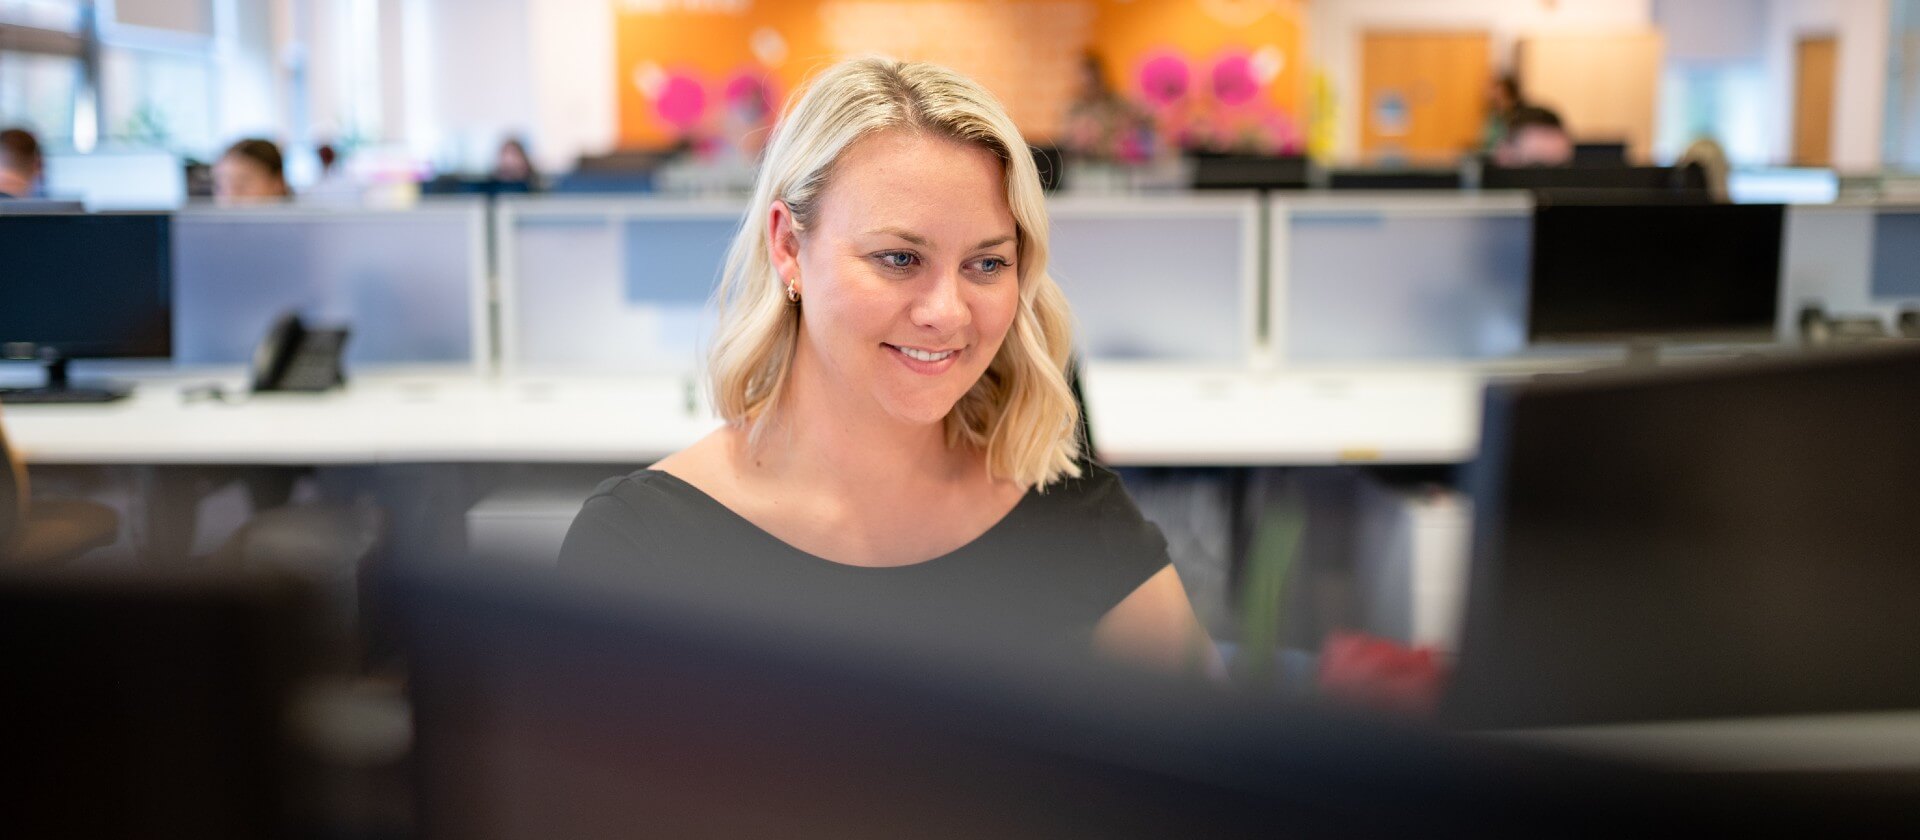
{"left": 707, "top": 57, "right": 1082, "bottom": 489}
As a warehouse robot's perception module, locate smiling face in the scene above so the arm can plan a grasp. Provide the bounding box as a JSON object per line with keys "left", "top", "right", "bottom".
{"left": 771, "top": 129, "right": 1021, "bottom": 430}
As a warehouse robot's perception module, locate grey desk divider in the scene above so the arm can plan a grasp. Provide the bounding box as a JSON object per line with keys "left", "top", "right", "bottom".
{"left": 1046, "top": 194, "right": 1260, "bottom": 364}
{"left": 172, "top": 200, "right": 489, "bottom": 369}
{"left": 1271, "top": 194, "right": 1532, "bottom": 364}
{"left": 1780, "top": 203, "right": 1920, "bottom": 334}
{"left": 498, "top": 197, "right": 742, "bottom": 374}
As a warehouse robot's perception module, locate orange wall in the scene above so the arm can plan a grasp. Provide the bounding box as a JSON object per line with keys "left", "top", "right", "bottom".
{"left": 614, "top": 0, "right": 1307, "bottom": 150}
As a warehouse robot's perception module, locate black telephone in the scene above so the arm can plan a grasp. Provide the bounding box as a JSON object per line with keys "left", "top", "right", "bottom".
{"left": 252, "top": 313, "right": 350, "bottom": 392}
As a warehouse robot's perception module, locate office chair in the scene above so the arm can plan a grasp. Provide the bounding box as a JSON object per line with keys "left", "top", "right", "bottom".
{"left": 0, "top": 404, "right": 120, "bottom": 564}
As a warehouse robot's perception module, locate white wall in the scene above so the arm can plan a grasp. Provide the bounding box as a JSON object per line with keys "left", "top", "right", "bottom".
{"left": 1762, "top": 0, "right": 1889, "bottom": 170}
{"left": 527, "top": 0, "right": 616, "bottom": 174}
{"left": 1309, "top": 0, "right": 1656, "bottom": 162}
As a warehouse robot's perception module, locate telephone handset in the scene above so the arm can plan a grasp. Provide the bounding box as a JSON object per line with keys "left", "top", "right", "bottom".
{"left": 252, "top": 313, "right": 350, "bottom": 392}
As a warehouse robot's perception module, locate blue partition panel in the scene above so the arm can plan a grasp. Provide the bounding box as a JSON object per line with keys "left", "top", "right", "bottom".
{"left": 502, "top": 199, "right": 739, "bottom": 373}
{"left": 1048, "top": 197, "right": 1257, "bottom": 363}
{"left": 1281, "top": 201, "right": 1531, "bottom": 362}
{"left": 172, "top": 203, "right": 485, "bottom": 367}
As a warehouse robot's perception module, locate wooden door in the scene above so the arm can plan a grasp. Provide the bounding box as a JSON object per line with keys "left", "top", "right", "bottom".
{"left": 1792, "top": 36, "right": 1837, "bottom": 167}
{"left": 1518, "top": 31, "right": 1663, "bottom": 163}
{"left": 1360, "top": 31, "right": 1492, "bottom": 164}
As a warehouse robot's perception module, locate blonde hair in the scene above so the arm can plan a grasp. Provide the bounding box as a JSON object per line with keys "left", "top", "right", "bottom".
{"left": 708, "top": 57, "right": 1082, "bottom": 489}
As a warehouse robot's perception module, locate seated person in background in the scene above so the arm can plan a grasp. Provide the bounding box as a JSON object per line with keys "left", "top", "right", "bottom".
{"left": 1678, "top": 137, "right": 1732, "bottom": 203}
{"left": 492, "top": 137, "right": 538, "bottom": 187}
{"left": 214, "top": 138, "right": 292, "bottom": 203}
{"left": 0, "top": 127, "right": 43, "bottom": 198}
{"left": 561, "top": 57, "right": 1217, "bottom": 675}
{"left": 1493, "top": 106, "right": 1574, "bottom": 167}
{"left": 1479, "top": 74, "right": 1524, "bottom": 153}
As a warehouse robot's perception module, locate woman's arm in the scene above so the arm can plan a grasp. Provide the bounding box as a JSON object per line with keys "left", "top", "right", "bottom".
{"left": 1091, "top": 565, "right": 1224, "bottom": 679}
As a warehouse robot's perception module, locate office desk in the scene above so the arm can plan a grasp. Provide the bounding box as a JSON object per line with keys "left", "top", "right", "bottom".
{"left": 5, "top": 365, "right": 1502, "bottom": 467}
{"left": 6, "top": 372, "right": 719, "bottom": 466}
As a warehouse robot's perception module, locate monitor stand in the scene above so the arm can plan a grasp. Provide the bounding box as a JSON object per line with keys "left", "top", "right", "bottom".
{"left": 0, "top": 354, "right": 130, "bottom": 404}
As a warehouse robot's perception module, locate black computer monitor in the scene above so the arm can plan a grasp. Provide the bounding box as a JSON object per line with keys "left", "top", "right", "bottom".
{"left": 1326, "top": 168, "right": 1464, "bottom": 191}
{"left": 1481, "top": 164, "right": 1702, "bottom": 193}
{"left": 0, "top": 212, "right": 172, "bottom": 401}
{"left": 1526, "top": 203, "right": 1783, "bottom": 345}
{"left": 1188, "top": 153, "right": 1310, "bottom": 191}
{"left": 6, "top": 571, "right": 320, "bottom": 838}
{"left": 1447, "top": 346, "right": 1920, "bottom": 729}
{"left": 389, "top": 560, "right": 1871, "bottom": 838}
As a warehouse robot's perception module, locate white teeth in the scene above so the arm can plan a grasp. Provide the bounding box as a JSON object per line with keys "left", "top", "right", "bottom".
{"left": 896, "top": 346, "right": 955, "bottom": 363}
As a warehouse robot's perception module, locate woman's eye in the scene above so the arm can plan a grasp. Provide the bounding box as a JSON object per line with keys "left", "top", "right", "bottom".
{"left": 879, "top": 252, "right": 916, "bottom": 269}
{"left": 975, "top": 257, "right": 1009, "bottom": 275}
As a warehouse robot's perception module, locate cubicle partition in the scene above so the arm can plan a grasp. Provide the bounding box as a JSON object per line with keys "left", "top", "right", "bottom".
{"left": 1044, "top": 194, "right": 1262, "bottom": 365}
{"left": 495, "top": 194, "right": 1265, "bottom": 374}
{"left": 172, "top": 199, "right": 490, "bottom": 370}
{"left": 497, "top": 197, "right": 740, "bottom": 374}
{"left": 1779, "top": 203, "right": 1920, "bottom": 334}
{"left": 1270, "top": 194, "right": 1533, "bottom": 365}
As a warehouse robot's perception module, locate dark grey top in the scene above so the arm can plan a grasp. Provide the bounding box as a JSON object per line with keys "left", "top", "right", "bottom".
{"left": 558, "top": 463, "right": 1171, "bottom": 650}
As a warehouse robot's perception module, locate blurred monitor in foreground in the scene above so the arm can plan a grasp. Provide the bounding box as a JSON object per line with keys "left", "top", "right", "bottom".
{"left": 1450, "top": 346, "right": 1920, "bottom": 729}
{"left": 391, "top": 560, "right": 1867, "bottom": 838}
{"left": 5, "top": 571, "right": 320, "bottom": 838}
{"left": 1526, "top": 202, "right": 1783, "bottom": 345}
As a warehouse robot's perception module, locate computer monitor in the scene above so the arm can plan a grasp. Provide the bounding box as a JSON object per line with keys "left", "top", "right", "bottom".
{"left": 389, "top": 560, "right": 1856, "bottom": 838}
{"left": 1325, "top": 169, "right": 1464, "bottom": 191}
{"left": 0, "top": 199, "right": 85, "bottom": 213}
{"left": 1526, "top": 203, "right": 1783, "bottom": 345}
{"left": 6, "top": 571, "right": 320, "bottom": 838}
{"left": 1447, "top": 346, "right": 1920, "bottom": 729}
{"left": 1481, "top": 165, "right": 1702, "bottom": 193}
{"left": 1188, "top": 153, "right": 1310, "bottom": 191}
{"left": 0, "top": 213, "right": 172, "bottom": 401}
{"left": 1570, "top": 141, "right": 1628, "bottom": 166}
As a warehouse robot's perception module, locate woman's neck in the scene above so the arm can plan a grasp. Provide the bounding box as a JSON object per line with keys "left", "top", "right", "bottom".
{"left": 754, "top": 357, "right": 974, "bottom": 501}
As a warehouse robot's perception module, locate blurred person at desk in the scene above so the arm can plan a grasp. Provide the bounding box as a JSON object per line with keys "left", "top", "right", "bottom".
{"left": 1479, "top": 74, "right": 1524, "bottom": 153}
{"left": 492, "top": 136, "right": 540, "bottom": 189}
{"left": 0, "top": 127, "right": 44, "bottom": 198}
{"left": 1492, "top": 105, "right": 1574, "bottom": 167}
{"left": 1060, "top": 52, "right": 1155, "bottom": 163}
{"left": 214, "top": 138, "right": 292, "bottom": 203}
{"left": 561, "top": 58, "right": 1218, "bottom": 676}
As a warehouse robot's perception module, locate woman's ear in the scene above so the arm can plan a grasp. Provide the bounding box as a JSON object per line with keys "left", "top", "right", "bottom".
{"left": 767, "top": 200, "right": 802, "bottom": 292}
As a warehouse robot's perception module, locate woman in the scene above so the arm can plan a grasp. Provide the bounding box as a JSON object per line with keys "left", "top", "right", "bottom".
{"left": 561, "top": 58, "right": 1215, "bottom": 674}
{"left": 214, "top": 138, "right": 291, "bottom": 202}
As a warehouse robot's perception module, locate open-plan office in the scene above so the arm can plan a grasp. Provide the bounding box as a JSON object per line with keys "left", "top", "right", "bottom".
{"left": 7, "top": 184, "right": 1920, "bottom": 835}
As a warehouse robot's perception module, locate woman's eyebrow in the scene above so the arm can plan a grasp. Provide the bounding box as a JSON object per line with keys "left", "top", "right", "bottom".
{"left": 861, "top": 229, "right": 1015, "bottom": 251}
{"left": 865, "top": 227, "right": 931, "bottom": 246}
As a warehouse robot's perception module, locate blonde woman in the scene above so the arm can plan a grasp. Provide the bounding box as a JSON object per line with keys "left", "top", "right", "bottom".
{"left": 561, "top": 58, "right": 1215, "bottom": 673}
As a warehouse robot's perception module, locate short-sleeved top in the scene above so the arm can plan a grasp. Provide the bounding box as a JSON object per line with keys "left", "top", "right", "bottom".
{"left": 558, "top": 463, "right": 1171, "bottom": 651}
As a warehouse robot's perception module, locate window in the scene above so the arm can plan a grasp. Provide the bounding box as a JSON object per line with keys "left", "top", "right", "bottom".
{"left": 0, "top": 0, "right": 82, "bottom": 32}
{"left": 100, "top": 45, "right": 214, "bottom": 155}
{"left": 0, "top": 49, "right": 80, "bottom": 148}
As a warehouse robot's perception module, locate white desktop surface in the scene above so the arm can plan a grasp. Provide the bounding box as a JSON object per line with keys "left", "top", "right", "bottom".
{"left": 6, "top": 372, "right": 719, "bottom": 466}
{"left": 6, "top": 365, "right": 1491, "bottom": 467}
{"left": 1083, "top": 364, "right": 1485, "bottom": 466}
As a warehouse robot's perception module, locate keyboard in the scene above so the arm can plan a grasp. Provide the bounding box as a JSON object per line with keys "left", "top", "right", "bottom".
{"left": 0, "top": 387, "right": 129, "bottom": 404}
